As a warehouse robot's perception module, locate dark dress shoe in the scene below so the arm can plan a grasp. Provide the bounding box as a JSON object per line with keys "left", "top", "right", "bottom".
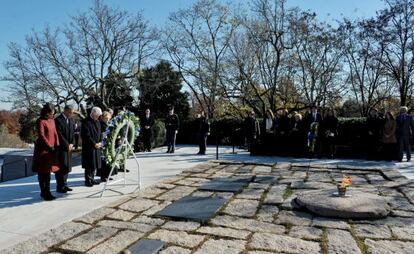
{"left": 85, "top": 182, "right": 93, "bottom": 187}
{"left": 41, "top": 193, "right": 56, "bottom": 201}
{"left": 92, "top": 180, "right": 101, "bottom": 185}
{"left": 56, "top": 188, "right": 68, "bottom": 194}
{"left": 64, "top": 186, "right": 73, "bottom": 191}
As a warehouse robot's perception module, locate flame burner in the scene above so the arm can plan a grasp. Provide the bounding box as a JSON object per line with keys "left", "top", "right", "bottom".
{"left": 295, "top": 189, "right": 391, "bottom": 219}
{"left": 294, "top": 173, "right": 390, "bottom": 219}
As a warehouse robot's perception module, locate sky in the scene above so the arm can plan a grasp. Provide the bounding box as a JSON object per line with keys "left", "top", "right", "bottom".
{"left": 0, "top": 0, "right": 385, "bottom": 110}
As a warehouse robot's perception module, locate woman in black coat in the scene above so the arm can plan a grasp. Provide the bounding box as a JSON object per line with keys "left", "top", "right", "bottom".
{"left": 320, "top": 108, "right": 339, "bottom": 158}
{"left": 288, "top": 113, "right": 306, "bottom": 157}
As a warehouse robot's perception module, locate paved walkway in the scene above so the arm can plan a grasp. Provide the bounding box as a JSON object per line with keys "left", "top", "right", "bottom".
{"left": 2, "top": 155, "right": 414, "bottom": 254}
{"left": 0, "top": 145, "right": 413, "bottom": 252}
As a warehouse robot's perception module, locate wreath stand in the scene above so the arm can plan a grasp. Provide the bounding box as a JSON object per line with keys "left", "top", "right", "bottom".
{"left": 99, "top": 126, "right": 141, "bottom": 198}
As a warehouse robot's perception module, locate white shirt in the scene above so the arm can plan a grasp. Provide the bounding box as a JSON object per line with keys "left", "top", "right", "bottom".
{"left": 266, "top": 118, "right": 273, "bottom": 131}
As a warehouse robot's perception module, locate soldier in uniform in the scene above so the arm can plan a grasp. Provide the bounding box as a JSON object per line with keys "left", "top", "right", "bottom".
{"left": 165, "top": 107, "right": 179, "bottom": 153}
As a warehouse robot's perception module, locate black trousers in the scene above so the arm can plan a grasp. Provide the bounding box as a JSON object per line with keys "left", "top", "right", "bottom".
{"left": 166, "top": 129, "right": 177, "bottom": 151}
{"left": 398, "top": 137, "right": 412, "bottom": 161}
{"left": 198, "top": 133, "right": 208, "bottom": 154}
{"left": 85, "top": 167, "right": 96, "bottom": 184}
{"left": 142, "top": 129, "right": 152, "bottom": 151}
{"left": 38, "top": 173, "right": 51, "bottom": 195}
{"left": 55, "top": 170, "right": 68, "bottom": 190}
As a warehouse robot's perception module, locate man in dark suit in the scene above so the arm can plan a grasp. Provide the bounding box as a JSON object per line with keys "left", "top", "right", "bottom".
{"left": 196, "top": 111, "right": 210, "bottom": 155}
{"left": 141, "top": 108, "right": 155, "bottom": 152}
{"left": 396, "top": 106, "right": 414, "bottom": 162}
{"left": 55, "top": 105, "right": 75, "bottom": 193}
{"left": 165, "top": 107, "right": 179, "bottom": 153}
{"left": 81, "top": 107, "right": 102, "bottom": 187}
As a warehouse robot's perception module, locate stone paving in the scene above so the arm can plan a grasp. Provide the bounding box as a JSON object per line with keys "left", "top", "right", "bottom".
{"left": 2, "top": 160, "right": 414, "bottom": 254}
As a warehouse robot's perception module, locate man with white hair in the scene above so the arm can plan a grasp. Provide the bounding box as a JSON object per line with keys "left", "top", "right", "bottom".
{"left": 81, "top": 107, "right": 103, "bottom": 186}
{"left": 396, "top": 106, "right": 414, "bottom": 162}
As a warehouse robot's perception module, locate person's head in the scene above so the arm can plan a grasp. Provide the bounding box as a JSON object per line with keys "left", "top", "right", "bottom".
{"left": 294, "top": 113, "right": 302, "bottom": 122}
{"left": 107, "top": 108, "right": 114, "bottom": 116}
{"left": 101, "top": 111, "right": 111, "bottom": 123}
{"left": 369, "top": 108, "right": 378, "bottom": 117}
{"left": 250, "top": 111, "right": 256, "bottom": 118}
{"left": 168, "top": 107, "right": 174, "bottom": 115}
{"left": 385, "top": 111, "right": 394, "bottom": 120}
{"left": 325, "top": 108, "right": 336, "bottom": 117}
{"left": 40, "top": 103, "right": 55, "bottom": 120}
{"left": 145, "top": 108, "right": 150, "bottom": 116}
{"left": 400, "top": 106, "right": 408, "bottom": 114}
{"left": 90, "top": 106, "right": 102, "bottom": 120}
{"left": 63, "top": 104, "right": 75, "bottom": 118}
{"left": 266, "top": 109, "right": 274, "bottom": 119}
{"left": 311, "top": 106, "right": 317, "bottom": 113}
{"left": 200, "top": 110, "right": 205, "bottom": 117}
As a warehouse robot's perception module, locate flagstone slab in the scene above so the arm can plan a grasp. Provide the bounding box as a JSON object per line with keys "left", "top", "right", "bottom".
{"left": 128, "top": 239, "right": 165, "bottom": 254}
{"left": 156, "top": 195, "right": 228, "bottom": 222}
{"left": 198, "top": 177, "right": 252, "bottom": 192}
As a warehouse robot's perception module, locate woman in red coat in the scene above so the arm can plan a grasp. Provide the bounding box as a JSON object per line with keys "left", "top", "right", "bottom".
{"left": 32, "top": 103, "right": 60, "bottom": 201}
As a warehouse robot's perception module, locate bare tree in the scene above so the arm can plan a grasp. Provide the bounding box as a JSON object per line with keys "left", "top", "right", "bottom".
{"left": 163, "top": 0, "right": 238, "bottom": 118}
{"left": 289, "top": 10, "right": 344, "bottom": 108}
{"left": 339, "top": 19, "right": 392, "bottom": 116}
{"left": 376, "top": 0, "right": 414, "bottom": 106}
{"left": 2, "top": 0, "right": 158, "bottom": 116}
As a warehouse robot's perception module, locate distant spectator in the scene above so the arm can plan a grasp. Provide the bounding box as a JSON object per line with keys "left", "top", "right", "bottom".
{"left": 244, "top": 111, "right": 260, "bottom": 153}
{"left": 289, "top": 113, "right": 306, "bottom": 157}
{"left": 380, "top": 111, "right": 397, "bottom": 161}
{"left": 396, "top": 106, "right": 414, "bottom": 162}
{"left": 196, "top": 111, "right": 210, "bottom": 155}
{"left": 261, "top": 109, "right": 275, "bottom": 155}
{"left": 32, "top": 103, "right": 60, "bottom": 201}
{"left": 274, "top": 109, "right": 290, "bottom": 155}
{"left": 304, "top": 106, "right": 322, "bottom": 157}
{"left": 365, "top": 108, "right": 384, "bottom": 160}
{"left": 165, "top": 107, "right": 179, "bottom": 153}
{"left": 320, "top": 108, "right": 339, "bottom": 158}
{"left": 140, "top": 108, "right": 155, "bottom": 152}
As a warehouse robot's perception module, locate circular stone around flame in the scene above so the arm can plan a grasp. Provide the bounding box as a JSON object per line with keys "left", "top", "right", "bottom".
{"left": 295, "top": 189, "right": 391, "bottom": 219}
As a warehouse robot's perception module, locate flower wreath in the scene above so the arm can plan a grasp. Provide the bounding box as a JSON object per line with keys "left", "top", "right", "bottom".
{"left": 102, "top": 111, "right": 140, "bottom": 168}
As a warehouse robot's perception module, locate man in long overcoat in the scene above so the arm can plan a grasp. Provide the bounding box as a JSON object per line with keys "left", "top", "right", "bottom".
{"left": 196, "top": 111, "right": 210, "bottom": 155}
{"left": 396, "top": 106, "right": 414, "bottom": 162}
{"left": 81, "top": 107, "right": 103, "bottom": 186}
{"left": 55, "top": 105, "right": 75, "bottom": 193}
{"left": 141, "top": 108, "right": 155, "bottom": 152}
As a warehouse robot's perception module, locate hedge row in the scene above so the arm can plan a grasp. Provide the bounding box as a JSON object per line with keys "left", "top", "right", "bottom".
{"left": 137, "top": 117, "right": 380, "bottom": 158}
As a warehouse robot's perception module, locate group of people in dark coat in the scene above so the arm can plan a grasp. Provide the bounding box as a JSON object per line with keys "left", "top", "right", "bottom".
{"left": 245, "top": 106, "right": 339, "bottom": 158}
{"left": 367, "top": 107, "right": 414, "bottom": 162}
{"left": 31, "top": 103, "right": 211, "bottom": 201}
